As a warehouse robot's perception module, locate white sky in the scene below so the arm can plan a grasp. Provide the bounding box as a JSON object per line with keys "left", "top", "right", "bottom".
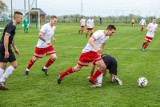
{"left": 2, "top": 0, "right": 160, "bottom": 17}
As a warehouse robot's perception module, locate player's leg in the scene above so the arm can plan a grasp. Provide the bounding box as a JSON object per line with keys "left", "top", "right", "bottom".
{"left": 86, "top": 30, "right": 89, "bottom": 38}
{"left": 0, "top": 62, "right": 8, "bottom": 90}
{"left": 110, "top": 61, "right": 122, "bottom": 85}
{"left": 89, "top": 29, "right": 94, "bottom": 37}
{"left": 89, "top": 60, "right": 106, "bottom": 84}
{"left": 57, "top": 64, "right": 83, "bottom": 84}
{"left": 78, "top": 27, "right": 81, "bottom": 34}
{"left": 0, "top": 60, "right": 17, "bottom": 90}
{"left": 42, "top": 53, "right": 57, "bottom": 75}
{"left": 41, "top": 46, "right": 56, "bottom": 75}
{"left": 143, "top": 40, "right": 150, "bottom": 49}
{"left": 25, "top": 56, "right": 38, "bottom": 76}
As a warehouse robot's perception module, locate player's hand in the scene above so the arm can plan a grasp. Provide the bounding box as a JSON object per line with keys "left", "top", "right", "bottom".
{"left": 97, "top": 48, "right": 103, "bottom": 54}
{"left": 45, "top": 41, "right": 51, "bottom": 45}
{"left": 15, "top": 49, "right": 20, "bottom": 56}
{"left": 5, "top": 51, "right": 9, "bottom": 58}
{"left": 52, "top": 38, "right": 56, "bottom": 43}
{"left": 154, "top": 30, "right": 157, "bottom": 33}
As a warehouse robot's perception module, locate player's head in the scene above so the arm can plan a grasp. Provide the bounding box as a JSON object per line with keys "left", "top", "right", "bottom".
{"left": 105, "top": 25, "right": 116, "bottom": 36}
{"left": 152, "top": 18, "right": 156, "bottom": 24}
{"left": 50, "top": 15, "right": 58, "bottom": 26}
{"left": 14, "top": 11, "right": 23, "bottom": 24}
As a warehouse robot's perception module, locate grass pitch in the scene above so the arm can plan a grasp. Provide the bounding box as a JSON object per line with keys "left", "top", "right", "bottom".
{"left": 0, "top": 23, "right": 160, "bottom": 107}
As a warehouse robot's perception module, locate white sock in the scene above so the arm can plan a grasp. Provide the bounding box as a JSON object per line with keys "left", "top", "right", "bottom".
{"left": 0, "top": 65, "right": 15, "bottom": 82}
{"left": 26, "top": 68, "right": 30, "bottom": 71}
{"left": 97, "top": 73, "right": 103, "bottom": 84}
{"left": 0, "top": 68, "right": 4, "bottom": 79}
{"left": 43, "top": 66, "right": 47, "bottom": 69}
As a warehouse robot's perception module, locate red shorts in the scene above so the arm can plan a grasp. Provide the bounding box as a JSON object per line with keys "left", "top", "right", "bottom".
{"left": 78, "top": 51, "right": 102, "bottom": 66}
{"left": 87, "top": 28, "right": 93, "bottom": 31}
{"left": 145, "top": 36, "right": 153, "bottom": 42}
{"left": 81, "top": 26, "right": 85, "bottom": 28}
{"left": 34, "top": 45, "right": 56, "bottom": 58}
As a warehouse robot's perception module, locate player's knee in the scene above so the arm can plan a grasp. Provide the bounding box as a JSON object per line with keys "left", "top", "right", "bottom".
{"left": 100, "top": 65, "right": 106, "bottom": 71}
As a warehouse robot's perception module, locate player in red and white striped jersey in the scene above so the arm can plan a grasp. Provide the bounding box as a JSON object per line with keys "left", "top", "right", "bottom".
{"left": 78, "top": 16, "right": 86, "bottom": 34}
{"left": 24, "top": 16, "right": 58, "bottom": 76}
{"left": 141, "top": 18, "right": 158, "bottom": 50}
{"left": 86, "top": 16, "right": 94, "bottom": 38}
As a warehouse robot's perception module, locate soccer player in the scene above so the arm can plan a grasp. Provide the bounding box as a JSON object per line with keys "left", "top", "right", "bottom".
{"left": 24, "top": 16, "right": 58, "bottom": 76}
{"left": 78, "top": 16, "right": 86, "bottom": 34}
{"left": 86, "top": 16, "right": 94, "bottom": 38}
{"left": 141, "top": 18, "right": 158, "bottom": 50}
{"left": 0, "top": 11, "right": 23, "bottom": 90}
{"left": 131, "top": 18, "right": 135, "bottom": 27}
{"left": 22, "top": 15, "right": 29, "bottom": 33}
{"left": 90, "top": 54, "right": 122, "bottom": 88}
{"left": 139, "top": 18, "right": 146, "bottom": 32}
{"left": 57, "top": 25, "right": 116, "bottom": 85}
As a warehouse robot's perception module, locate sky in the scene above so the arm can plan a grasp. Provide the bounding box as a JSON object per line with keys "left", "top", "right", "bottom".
{"left": 2, "top": 0, "right": 160, "bottom": 17}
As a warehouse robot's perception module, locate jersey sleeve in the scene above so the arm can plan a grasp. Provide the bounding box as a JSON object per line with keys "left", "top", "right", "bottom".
{"left": 39, "top": 24, "right": 47, "bottom": 36}
{"left": 91, "top": 31, "right": 101, "bottom": 41}
{"left": 5, "top": 25, "right": 15, "bottom": 36}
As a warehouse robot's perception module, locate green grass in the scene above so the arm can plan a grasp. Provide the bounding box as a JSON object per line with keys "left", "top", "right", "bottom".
{"left": 0, "top": 23, "right": 160, "bottom": 107}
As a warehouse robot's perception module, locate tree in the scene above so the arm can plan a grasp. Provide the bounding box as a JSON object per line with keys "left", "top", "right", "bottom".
{"left": 0, "top": 0, "right": 8, "bottom": 11}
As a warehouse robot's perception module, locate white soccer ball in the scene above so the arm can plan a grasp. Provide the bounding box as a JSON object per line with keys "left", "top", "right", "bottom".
{"left": 138, "top": 77, "right": 148, "bottom": 87}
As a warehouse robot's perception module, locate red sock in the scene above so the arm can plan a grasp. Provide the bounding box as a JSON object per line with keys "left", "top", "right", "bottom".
{"left": 144, "top": 43, "right": 148, "bottom": 49}
{"left": 27, "top": 58, "right": 36, "bottom": 69}
{"left": 91, "top": 69, "right": 102, "bottom": 80}
{"left": 45, "top": 58, "right": 55, "bottom": 68}
{"left": 60, "top": 67, "right": 75, "bottom": 80}
{"left": 86, "top": 33, "right": 88, "bottom": 38}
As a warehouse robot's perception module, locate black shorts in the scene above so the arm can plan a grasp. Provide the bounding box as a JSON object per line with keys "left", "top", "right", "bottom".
{"left": 0, "top": 44, "right": 16, "bottom": 63}
{"left": 108, "top": 60, "right": 117, "bottom": 75}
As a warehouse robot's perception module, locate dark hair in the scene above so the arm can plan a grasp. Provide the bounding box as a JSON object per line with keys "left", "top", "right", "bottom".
{"left": 14, "top": 11, "right": 23, "bottom": 16}
{"left": 106, "top": 25, "right": 116, "bottom": 30}
{"left": 50, "top": 15, "right": 57, "bottom": 19}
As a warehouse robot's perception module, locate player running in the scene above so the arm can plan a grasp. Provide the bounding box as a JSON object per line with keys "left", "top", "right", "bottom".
{"left": 89, "top": 54, "right": 122, "bottom": 88}
{"left": 86, "top": 16, "right": 94, "bottom": 38}
{"left": 0, "top": 11, "right": 23, "bottom": 90}
{"left": 24, "top": 16, "right": 58, "bottom": 76}
{"left": 139, "top": 18, "right": 146, "bottom": 32}
{"left": 78, "top": 16, "right": 86, "bottom": 34}
{"left": 141, "top": 18, "right": 158, "bottom": 50}
{"left": 57, "top": 25, "right": 116, "bottom": 85}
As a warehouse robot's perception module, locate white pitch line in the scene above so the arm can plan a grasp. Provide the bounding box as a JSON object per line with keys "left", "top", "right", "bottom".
{"left": 16, "top": 45, "right": 160, "bottom": 51}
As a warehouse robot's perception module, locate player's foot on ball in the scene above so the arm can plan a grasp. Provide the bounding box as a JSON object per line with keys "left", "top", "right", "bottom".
{"left": 0, "top": 82, "right": 8, "bottom": 90}
{"left": 42, "top": 68, "right": 48, "bottom": 76}
{"left": 90, "top": 83, "right": 102, "bottom": 88}
{"left": 24, "top": 71, "right": 29, "bottom": 76}
{"left": 89, "top": 77, "right": 96, "bottom": 84}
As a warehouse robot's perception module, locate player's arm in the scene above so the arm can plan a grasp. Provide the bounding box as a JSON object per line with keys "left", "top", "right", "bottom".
{"left": 52, "top": 37, "right": 56, "bottom": 43}
{"left": 11, "top": 40, "right": 20, "bottom": 56}
{"left": 88, "top": 38, "right": 102, "bottom": 54}
{"left": 3, "top": 33, "right": 10, "bottom": 58}
{"left": 146, "top": 24, "right": 152, "bottom": 32}
{"left": 38, "top": 33, "right": 51, "bottom": 45}
{"left": 100, "top": 43, "right": 105, "bottom": 53}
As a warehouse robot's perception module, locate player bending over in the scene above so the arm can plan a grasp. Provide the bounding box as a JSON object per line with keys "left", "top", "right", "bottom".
{"left": 90, "top": 54, "right": 122, "bottom": 88}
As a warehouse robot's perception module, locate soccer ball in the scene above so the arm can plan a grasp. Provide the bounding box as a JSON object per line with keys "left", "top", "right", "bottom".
{"left": 138, "top": 77, "right": 148, "bottom": 87}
